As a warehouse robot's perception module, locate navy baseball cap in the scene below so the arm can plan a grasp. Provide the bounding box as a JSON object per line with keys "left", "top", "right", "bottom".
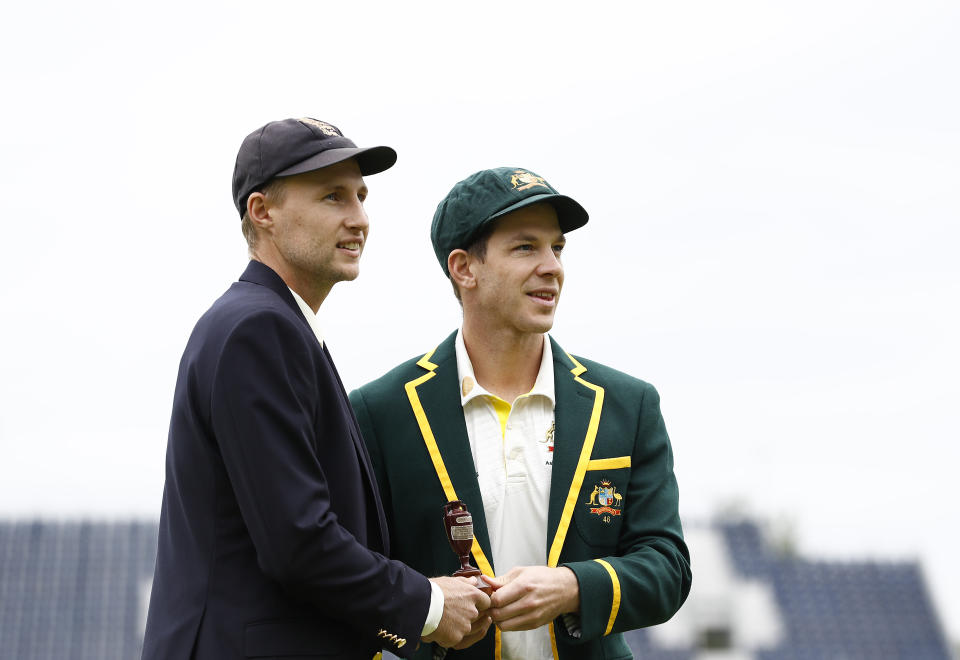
{"left": 431, "top": 167, "right": 589, "bottom": 275}
{"left": 232, "top": 117, "right": 397, "bottom": 217}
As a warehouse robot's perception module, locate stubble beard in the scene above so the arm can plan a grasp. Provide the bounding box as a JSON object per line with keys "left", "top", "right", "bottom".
{"left": 280, "top": 236, "right": 359, "bottom": 292}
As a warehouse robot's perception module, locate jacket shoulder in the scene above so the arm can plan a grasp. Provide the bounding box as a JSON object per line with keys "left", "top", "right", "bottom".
{"left": 181, "top": 281, "right": 313, "bottom": 365}
{"left": 562, "top": 351, "right": 657, "bottom": 397}
{"left": 354, "top": 353, "right": 427, "bottom": 401}
{"left": 195, "top": 280, "right": 299, "bottom": 331}
{"left": 208, "top": 280, "right": 294, "bottom": 321}
{"left": 352, "top": 332, "right": 457, "bottom": 405}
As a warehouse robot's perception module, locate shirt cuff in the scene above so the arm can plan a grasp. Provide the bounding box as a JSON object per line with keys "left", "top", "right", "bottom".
{"left": 421, "top": 580, "right": 445, "bottom": 636}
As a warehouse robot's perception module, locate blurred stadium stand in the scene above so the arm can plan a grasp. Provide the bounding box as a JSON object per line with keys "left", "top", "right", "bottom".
{"left": 0, "top": 518, "right": 953, "bottom": 659}
{"left": 0, "top": 521, "right": 156, "bottom": 659}
{"left": 624, "top": 519, "right": 954, "bottom": 660}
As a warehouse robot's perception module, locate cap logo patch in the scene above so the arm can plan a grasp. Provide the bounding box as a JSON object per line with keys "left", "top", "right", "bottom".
{"left": 509, "top": 170, "right": 549, "bottom": 192}
{"left": 299, "top": 118, "right": 341, "bottom": 137}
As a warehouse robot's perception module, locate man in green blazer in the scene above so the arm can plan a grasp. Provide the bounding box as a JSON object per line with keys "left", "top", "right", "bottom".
{"left": 350, "top": 167, "right": 691, "bottom": 660}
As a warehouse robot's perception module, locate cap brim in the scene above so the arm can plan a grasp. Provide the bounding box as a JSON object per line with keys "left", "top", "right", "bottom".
{"left": 487, "top": 192, "right": 589, "bottom": 234}
{"left": 276, "top": 145, "right": 398, "bottom": 178}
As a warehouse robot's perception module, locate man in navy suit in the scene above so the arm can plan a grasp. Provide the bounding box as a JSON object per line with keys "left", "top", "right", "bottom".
{"left": 142, "top": 118, "right": 491, "bottom": 660}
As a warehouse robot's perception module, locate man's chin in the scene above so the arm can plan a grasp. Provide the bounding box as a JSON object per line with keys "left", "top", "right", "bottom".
{"left": 525, "top": 315, "right": 556, "bottom": 335}
{"left": 317, "top": 269, "right": 359, "bottom": 291}
{"left": 336, "top": 267, "right": 361, "bottom": 283}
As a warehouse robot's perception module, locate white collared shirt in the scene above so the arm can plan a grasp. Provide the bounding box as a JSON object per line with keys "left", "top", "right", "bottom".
{"left": 455, "top": 329, "right": 555, "bottom": 660}
{"left": 288, "top": 288, "right": 324, "bottom": 346}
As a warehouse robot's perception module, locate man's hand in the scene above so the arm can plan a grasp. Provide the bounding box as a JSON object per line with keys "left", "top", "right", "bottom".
{"left": 422, "top": 576, "right": 491, "bottom": 648}
{"left": 451, "top": 611, "right": 493, "bottom": 650}
{"left": 486, "top": 566, "right": 580, "bottom": 631}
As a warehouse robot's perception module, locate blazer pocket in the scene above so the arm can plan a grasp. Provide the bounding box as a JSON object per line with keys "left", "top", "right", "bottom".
{"left": 245, "top": 618, "right": 354, "bottom": 658}
{"left": 572, "top": 457, "right": 631, "bottom": 549}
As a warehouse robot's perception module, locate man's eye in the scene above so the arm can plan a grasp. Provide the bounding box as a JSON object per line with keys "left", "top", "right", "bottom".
{"left": 516, "top": 244, "right": 533, "bottom": 251}
{"left": 553, "top": 245, "right": 565, "bottom": 254}
{"left": 325, "top": 192, "right": 339, "bottom": 201}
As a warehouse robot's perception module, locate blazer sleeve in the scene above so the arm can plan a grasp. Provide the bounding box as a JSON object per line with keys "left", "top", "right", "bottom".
{"left": 559, "top": 382, "right": 691, "bottom": 641}
{"left": 210, "top": 310, "right": 430, "bottom": 654}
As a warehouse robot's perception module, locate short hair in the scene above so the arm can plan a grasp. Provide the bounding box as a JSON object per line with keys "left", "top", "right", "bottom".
{"left": 240, "top": 178, "right": 287, "bottom": 251}
{"left": 450, "top": 221, "right": 495, "bottom": 303}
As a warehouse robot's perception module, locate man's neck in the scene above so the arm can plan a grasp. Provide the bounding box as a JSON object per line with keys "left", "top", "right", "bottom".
{"left": 461, "top": 321, "right": 545, "bottom": 403}
{"left": 251, "top": 252, "right": 331, "bottom": 312}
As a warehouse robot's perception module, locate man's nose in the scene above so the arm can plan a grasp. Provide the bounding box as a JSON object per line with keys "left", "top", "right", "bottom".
{"left": 345, "top": 201, "right": 369, "bottom": 232}
{"left": 538, "top": 249, "right": 563, "bottom": 276}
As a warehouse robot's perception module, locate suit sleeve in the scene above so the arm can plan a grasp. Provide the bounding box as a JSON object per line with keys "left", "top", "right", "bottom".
{"left": 210, "top": 311, "right": 430, "bottom": 655}
{"left": 559, "top": 382, "right": 691, "bottom": 641}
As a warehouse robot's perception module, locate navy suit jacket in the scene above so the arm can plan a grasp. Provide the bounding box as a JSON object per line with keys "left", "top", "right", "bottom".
{"left": 142, "top": 261, "right": 429, "bottom": 659}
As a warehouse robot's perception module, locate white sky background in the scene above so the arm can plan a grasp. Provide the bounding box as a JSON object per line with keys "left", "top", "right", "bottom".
{"left": 1, "top": 0, "right": 957, "bottom": 643}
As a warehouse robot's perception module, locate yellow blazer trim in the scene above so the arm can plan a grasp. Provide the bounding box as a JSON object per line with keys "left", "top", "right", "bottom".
{"left": 586, "top": 456, "right": 631, "bottom": 471}
{"left": 547, "top": 353, "right": 605, "bottom": 569}
{"left": 405, "top": 346, "right": 500, "bottom": 660}
{"left": 594, "top": 558, "right": 621, "bottom": 635}
{"left": 415, "top": 348, "right": 439, "bottom": 372}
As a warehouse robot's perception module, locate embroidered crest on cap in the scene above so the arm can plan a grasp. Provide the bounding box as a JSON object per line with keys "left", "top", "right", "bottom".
{"left": 299, "top": 118, "right": 342, "bottom": 137}
{"left": 509, "top": 170, "right": 548, "bottom": 191}
{"left": 585, "top": 479, "right": 623, "bottom": 523}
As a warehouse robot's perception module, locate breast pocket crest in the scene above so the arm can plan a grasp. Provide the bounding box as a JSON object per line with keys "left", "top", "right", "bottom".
{"left": 573, "top": 465, "right": 629, "bottom": 548}
{"left": 585, "top": 479, "right": 624, "bottom": 524}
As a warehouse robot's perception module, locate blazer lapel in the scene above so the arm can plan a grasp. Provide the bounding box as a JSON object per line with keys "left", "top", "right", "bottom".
{"left": 547, "top": 337, "right": 606, "bottom": 567}
{"left": 322, "top": 342, "right": 391, "bottom": 553}
{"left": 238, "top": 260, "right": 390, "bottom": 553}
{"left": 404, "top": 332, "right": 496, "bottom": 576}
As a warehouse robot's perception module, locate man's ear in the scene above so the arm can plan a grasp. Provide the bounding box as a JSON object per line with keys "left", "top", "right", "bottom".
{"left": 448, "top": 249, "right": 477, "bottom": 291}
{"left": 246, "top": 192, "right": 274, "bottom": 231}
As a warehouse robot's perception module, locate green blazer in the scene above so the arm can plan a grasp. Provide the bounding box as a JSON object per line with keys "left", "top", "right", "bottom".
{"left": 350, "top": 332, "right": 691, "bottom": 660}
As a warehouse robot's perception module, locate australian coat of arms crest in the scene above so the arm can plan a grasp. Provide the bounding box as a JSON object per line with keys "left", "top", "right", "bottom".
{"left": 585, "top": 479, "right": 623, "bottom": 523}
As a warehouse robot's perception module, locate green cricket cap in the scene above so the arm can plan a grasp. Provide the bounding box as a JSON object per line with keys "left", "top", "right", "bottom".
{"left": 430, "top": 167, "right": 589, "bottom": 275}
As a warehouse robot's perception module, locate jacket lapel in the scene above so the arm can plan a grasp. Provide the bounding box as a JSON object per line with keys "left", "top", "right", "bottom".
{"left": 547, "top": 337, "right": 606, "bottom": 567}
{"left": 404, "top": 332, "right": 496, "bottom": 576}
{"left": 238, "top": 260, "right": 390, "bottom": 553}
{"left": 322, "top": 342, "right": 391, "bottom": 553}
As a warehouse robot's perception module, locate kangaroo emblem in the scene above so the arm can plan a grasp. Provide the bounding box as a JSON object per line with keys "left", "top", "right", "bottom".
{"left": 587, "top": 485, "right": 599, "bottom": 505}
